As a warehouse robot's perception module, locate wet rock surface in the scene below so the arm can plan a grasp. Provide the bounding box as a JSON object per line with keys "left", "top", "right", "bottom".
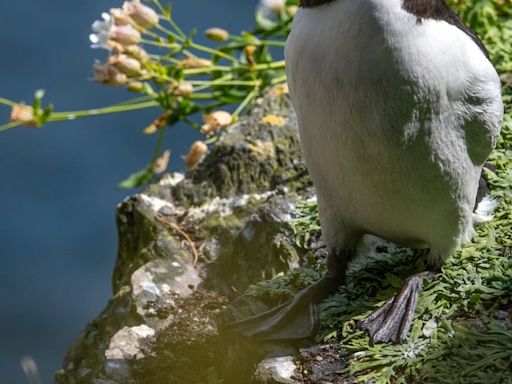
{"left": 55, "top": 89, "right": 325, "bottom": 384}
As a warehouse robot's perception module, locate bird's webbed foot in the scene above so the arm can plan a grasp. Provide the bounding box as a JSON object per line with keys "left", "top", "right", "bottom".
{"left": 222, "top": 246, "right": 356, "bottom": 342}
{"left": 223, "top": 275, "right": 340, "bottom": 342}
{"left": 358, "top": 271, "right": 435, "bottom": 344}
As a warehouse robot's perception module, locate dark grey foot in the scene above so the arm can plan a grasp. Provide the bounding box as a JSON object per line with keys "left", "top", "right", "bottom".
{"left": 224, "top": 275, "right": 341, "bottom": 342}
{"left": 358, "top": 271, "right": 434, "bottom": 344}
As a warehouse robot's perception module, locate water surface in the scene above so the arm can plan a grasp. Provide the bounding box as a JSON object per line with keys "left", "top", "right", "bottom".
{"left": 0, "top": 1, "right": 255, "bottom": 382}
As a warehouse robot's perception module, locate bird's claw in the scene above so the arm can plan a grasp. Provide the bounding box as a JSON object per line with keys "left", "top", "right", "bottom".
{"left": 358, "top": 271, "right": 434, "bottom": 344}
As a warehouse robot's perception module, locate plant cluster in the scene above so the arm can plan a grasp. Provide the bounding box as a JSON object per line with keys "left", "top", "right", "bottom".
{"left": 0, "top": 0, "right": 299, "bottom": 187}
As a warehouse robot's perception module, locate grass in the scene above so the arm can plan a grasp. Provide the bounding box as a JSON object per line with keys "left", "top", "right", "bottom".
{"left": 246, "top": 1, "right": 512, "bottom": 382}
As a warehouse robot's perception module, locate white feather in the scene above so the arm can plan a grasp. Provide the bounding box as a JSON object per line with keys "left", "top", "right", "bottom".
{"left": 473, "top": 195, "right": 500, "bottom": 225}
{"left": 285, "top": 0, "right": 503, "bottom": 264}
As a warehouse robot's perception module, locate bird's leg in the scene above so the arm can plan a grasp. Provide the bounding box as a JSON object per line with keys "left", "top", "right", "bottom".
{"left": 223, "top": 248, "right": 354, "bottom": 342}
{"left": 411, "top": 248, "right": 430, "bottom": 264}
{"left": 358, "top": 270, "right": 435, "bottom": 344}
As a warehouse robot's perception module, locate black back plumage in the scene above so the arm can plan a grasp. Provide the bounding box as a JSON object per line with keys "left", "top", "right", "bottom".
{"left": 402, "top": 0, "right": 489, "bottom": 57}
{"left": 300, "top": 0, "right": 488, "bottom": 58}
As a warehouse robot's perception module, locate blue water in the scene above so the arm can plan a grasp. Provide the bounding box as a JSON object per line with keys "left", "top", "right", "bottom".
{"left": 0, "top": 1, "right": 256, "bottom": 382}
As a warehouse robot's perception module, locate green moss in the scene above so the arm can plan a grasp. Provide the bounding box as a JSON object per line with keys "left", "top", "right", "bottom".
{"left": 171, "top": 90, "right": 310, "bottom": 206}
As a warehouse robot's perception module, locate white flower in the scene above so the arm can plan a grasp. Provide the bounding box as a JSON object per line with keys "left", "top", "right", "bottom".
{"left": 258, "top": 0, "right": 285, "bottom": 18}
{"left": 89, "top": 12, "right": 114, "bottom": 49}
{"left": 89, "top": 12, "right": 141, "bottom": 49}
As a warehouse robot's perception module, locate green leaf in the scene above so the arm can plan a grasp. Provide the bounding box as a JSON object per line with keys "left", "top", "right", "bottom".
{"left": 118, "top": 168, "right": 153, "bottom": 189}
{"left": 163, "top": 3, "right": 171, "bottom": 18}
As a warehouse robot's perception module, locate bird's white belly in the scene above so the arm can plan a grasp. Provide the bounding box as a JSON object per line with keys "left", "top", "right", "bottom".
{"left": 285, "top": 0, "right": 497, "bottom": 255}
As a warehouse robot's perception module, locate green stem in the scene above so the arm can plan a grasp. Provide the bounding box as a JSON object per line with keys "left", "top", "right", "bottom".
{"left": 259, "top": 40, "right": 286, "bottom": 47}
{"left": 252, "top": 60, "right": 286, "bottom": 71}
{"left": 151, "top": 0, "right": 167, "bottom": 16}
{"left": 193, "top": 74, "right": 233, "bottom": 91}
{"left": 140, "top": 38, "right": 179, "bottom": 49}
{"left": 151, "top": 0, "right": 186, "bottom": 40}
{"left": 184, "top": 65, "right": 232, "bottom": 75}
{"left": 0, "top": 97, "right": 17, "bottom": 107}
{"left": 182, "top": 49, "right": 201, "bottom": 60}
{"left": 271, "top": 75, "right": 287, "bottom": 84}
{"left": 165, "top": 17, "right": 187, "bottom": 40}
{"left": 48, "top": 100, "right": 159, "bottom": 122}
{"left": 0, "top": 121, "right": 22, "bottom": 133}
{"left": 182, "top": 60, "right": 286, "bottom": 76}
{"left": 150, "top": 54, "right": 180, "bottom": 65}
{"left": 189, "top": 93, "right": 217, "bottom": 100}
{"left": 182, "top": 116, "right": 201, "bottom": 131}
{"left": 150, "top": 127, "right": 167, "bottom": 164}
{"left": 113, "top": 96, "right": 154, "bottom": 106}
{"left": 143, "top": 29, "right": 164, "bottom": 41}
{"left": 188, "top": 80, "right": 261, "bottom": 87}
{"left": 232, "top": 87, "right": 258, "bottom": 119}
{"left": 1, "top": 99, "right": 158, "bottom": 132}
{"left": 189, "top": 42, "right": 238, "bottom": 64}
{"left": 154, "top": 23, "right": 183, "bottom": 42}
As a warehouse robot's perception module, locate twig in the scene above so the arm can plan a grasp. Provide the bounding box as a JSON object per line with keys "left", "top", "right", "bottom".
{"left": 156, "top": 214, "right": 199, "bottom": 266}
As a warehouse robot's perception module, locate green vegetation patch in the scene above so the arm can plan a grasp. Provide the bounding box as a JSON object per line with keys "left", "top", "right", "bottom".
{"left": 245, "top": 1, "right": 512, "bottom": 383}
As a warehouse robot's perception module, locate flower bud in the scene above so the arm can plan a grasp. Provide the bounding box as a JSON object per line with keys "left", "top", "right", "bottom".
{"left": 287, "top": 5, "right": 298, "bottom": 16}
{"left": 10, "top": 104, "right": 35, "bottom": 126}
{"left": 93, "top": 61, "right": 128, "bottom": 86}
{"left": 110, "top": 8, "right": 136, "bottom": 26}
{"left": 176, "top": 83, "right": 194, "bottom": 97}
{"left": 183, "top": 141, "right": 208, "bottom": 169}
{"left": 201, "top": 111, "right": 232, "bottom": 135}
{"left": 124, "top": 45, "right": 149, "bottom": 62}
{"left": 167, "top": 82, "right": 193, "bottom": 97}
{"left": 144, "top": 110, "right": 172, "bottom": 135}
{"left": 109, "top": 54, "right": 143, "bottom": 76}
{"left": 128, "top": 81, "right": 145, "bottom": 92}
{"left": 244, "top": 45, "right": 257, "bottom": 67}
{"left": 260, "top": 0, "right": 285, "bottom": 13}
{"left": 143, "top": 124, "right": 158, "bottom": 135}
{"left": 111, "top": 24, "right": 141, "bottom": 45}
{"left": 123, "top": 0, "right": 159, "bottom": 29}
{"left": 180, "top": 57, "right": 212, "bottom": 69}
{"left": 205, "top": 27, "right": 229, "bottom": 42}
{"left": 153, "top": 150, "right": 171, "bottom": 174}
{"left": 106, "top": 40, "right": 126, "bottom": 53}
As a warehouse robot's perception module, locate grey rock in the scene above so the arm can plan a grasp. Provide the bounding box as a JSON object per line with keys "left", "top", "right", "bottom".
{"left": 105, "top": 325, "right": 155, "bottom": 380}
{"left": 105, "top": 325, "right": 155, "bottom": 361}
{"left": 56, "top": 89, "right": 315, "bottom": 384}
{"left": 131, "top": 258, "right": 200, "bottom": 328}
{"left": 253, "top": 356, "right": 299, "bottom": 383}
